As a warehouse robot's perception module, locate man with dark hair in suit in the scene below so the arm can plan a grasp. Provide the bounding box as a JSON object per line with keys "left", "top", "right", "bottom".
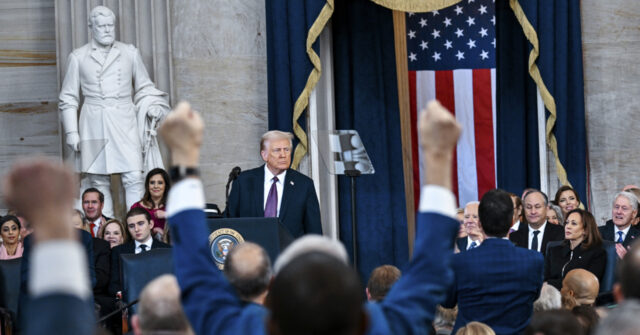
{"left": 82, "top": 187, "right": 111, "bottom": 237}
{"left": 598, "top": 191, "right": 640, "bottom": 259}
{"left": 509, "top": 190, "right": 564, "bottom": 256}
{"left": 109, "top": 207, "right": 170, "bottom": 296}
{"left": 159, "top": 100, "right": 461, "bottom": 335}
{"left": 226, "top": 130, "right": 322, "bottom": 238}
{"left": 223, "top": 242, "right": 273, "bottom": 305}
{"left": 443, "top": 188, "right": 544, "bottom": 335}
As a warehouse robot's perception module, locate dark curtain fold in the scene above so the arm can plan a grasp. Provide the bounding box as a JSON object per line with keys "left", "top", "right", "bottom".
{"left": 497, "top": 0, "right": 587, "bottom": 202}
{"left": 496, "top": 0, "right": 541, "bottom": 195}
{"left": 332, "top": 0, "right": 409, "bottom": 281}
{"left": 265, "top": 0, "right": 325, "bottom": 138}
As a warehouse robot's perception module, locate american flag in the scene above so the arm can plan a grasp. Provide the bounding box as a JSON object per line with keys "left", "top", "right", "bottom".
{"left": 406, "top": 0, "right": 496, "bottom": 207}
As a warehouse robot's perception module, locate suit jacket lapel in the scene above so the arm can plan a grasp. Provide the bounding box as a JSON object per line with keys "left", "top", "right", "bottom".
{"left": 279, "top": 170, "right": 293, "bottom": 219}
{"left": 102, "top": 43, "right": 121, "bottom": 72}
{"left": 255, "top": 166, "right": 265, "bottom": 216}
{"left": 625, "top": 226, "right": 638, "bottom": 245}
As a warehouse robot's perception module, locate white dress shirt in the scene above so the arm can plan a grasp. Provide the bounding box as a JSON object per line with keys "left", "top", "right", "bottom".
{"left": 466, "top": 236, "right": 482, "bottom": 250}
{"left": 135, "top": 236, "right": 154, "bottom": 254}
{"left": 615, "top": 225, "right": 631, "bottom": 242}
{"left": 263, "top": 165, "right": 287, "bottom": 216}
{"left": 528, "top": 222, "right": 547, "bottom": 252}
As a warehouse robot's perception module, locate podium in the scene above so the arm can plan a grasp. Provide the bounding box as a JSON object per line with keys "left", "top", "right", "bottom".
{"left": 206, "top": 217, "right": 294, "bottom": 267}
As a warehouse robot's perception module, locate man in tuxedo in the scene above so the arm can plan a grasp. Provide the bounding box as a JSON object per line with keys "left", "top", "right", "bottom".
{"left": 109, "top": 207, "right": 170, "bottom": 296}
{"left": 599, "top": 191, "right": 640, "bottom": 259}
{"left": 443, "top": 189, "right": 544, "bottom": 335}
{"left": 159, "top": 100, "right": 461, "bottom": 335}
{"left": 456, "top": 201, "right": 484, "bottom": 252}
{"left": 509, "top": 190, "right": 564, "bottom": 256}
{"left": 226, "top": 130, "right": 322, "bottom": 238}
{"left": 82, "top": 188, "right": 111, "bottom": 237}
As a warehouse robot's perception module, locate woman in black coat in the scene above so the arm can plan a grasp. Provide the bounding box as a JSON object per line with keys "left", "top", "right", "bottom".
{"left": 544, "top": 209, "right": 606, "bottom": 290}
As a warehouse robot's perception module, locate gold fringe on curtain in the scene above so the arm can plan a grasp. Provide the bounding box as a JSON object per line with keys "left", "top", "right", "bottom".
{"left": 370, "top": 0, "right": 461, "bottom": 12}
{"left": 291, "top": 0, "right": 335, "bottom": 170}
{"left": 508, "top": 0, "right": 572, "bottom": 188}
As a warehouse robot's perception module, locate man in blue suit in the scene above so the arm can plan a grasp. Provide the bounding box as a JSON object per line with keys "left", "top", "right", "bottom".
{"left": 443, "top": 189, "right": 544, "bottom": 335}
{"left": 226, "top": 130, "right": 322, "bottom": 238}
{"left": 160, "top": 100, "right": 461, "bottom": 335}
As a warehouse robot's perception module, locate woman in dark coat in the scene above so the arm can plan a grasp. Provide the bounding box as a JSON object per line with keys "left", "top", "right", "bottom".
{"left": 544, "top": 209, "right": 606, "bottom": 290}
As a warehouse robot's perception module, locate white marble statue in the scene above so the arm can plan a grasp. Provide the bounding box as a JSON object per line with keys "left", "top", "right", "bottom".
{"left": 59, "top": 6, "right": 170, "bottom": 217}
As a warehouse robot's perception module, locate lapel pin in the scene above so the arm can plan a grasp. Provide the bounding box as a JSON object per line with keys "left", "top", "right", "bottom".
{"left": 290, "top": 181, "right": 294, "bottom": 186}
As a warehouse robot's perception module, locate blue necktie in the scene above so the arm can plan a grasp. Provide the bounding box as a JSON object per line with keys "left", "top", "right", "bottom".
{"left": 469, "top": 241, "right": 477, "bottom": 249}
{"left": 264, "top": 176, "right": 278, "bottom": 217}
{"left": 617, "top": 231, "right": 624, "bottom": 243}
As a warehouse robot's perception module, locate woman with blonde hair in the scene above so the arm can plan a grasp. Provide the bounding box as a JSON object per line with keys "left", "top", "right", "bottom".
{"left": 456, "top": 322, "right": 496, "bottom": 335}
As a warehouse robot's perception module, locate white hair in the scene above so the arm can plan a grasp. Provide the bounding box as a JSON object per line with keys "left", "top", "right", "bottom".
{"left": 533, "top": 283, "right": 562, "bottom": 312}
{"left": 614, "top": 191, "right": 639, "bottom": 211}
{"left": 274, "top": 235, "right": 349, "bottom": 274}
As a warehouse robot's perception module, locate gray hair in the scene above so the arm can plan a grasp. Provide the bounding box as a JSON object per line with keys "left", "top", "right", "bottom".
{"left": 533, "top": 283, "right": 562, "bottom": 312}
{"left": 548, "top": 204, "right": 564, "bottom": 224}
{"left": 613, "top": 191, "right": 639, "bottom": 211}
{"left": 260, "top": 130, "right": 293, "bottom": 152}
{"left": 595, "top": 300, "right": 640, "bottom": 335}
{"left": 523, "top": 189, "right": 549, "bottom": 206}
{"left": 274, "top": 235, "right": 348, "bottom": 274}
{"left": 88, "top": 6, "right": 115, "bottom": 27}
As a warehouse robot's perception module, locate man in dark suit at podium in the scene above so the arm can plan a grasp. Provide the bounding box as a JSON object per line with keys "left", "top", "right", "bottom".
{"left": 227, "top": 130, "right": 322, "bottom": 238}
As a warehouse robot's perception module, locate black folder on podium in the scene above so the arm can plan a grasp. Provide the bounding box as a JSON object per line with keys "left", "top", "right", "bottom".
{"left": 205, "top": 217, "right": 294, "bottom": 264}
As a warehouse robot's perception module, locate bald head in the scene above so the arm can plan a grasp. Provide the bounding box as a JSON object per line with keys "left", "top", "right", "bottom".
{"left": 224, "top": 242, "right": 272, "bottom": 303}
{"left": 561, "top": 269, "right": 599, "bottom": 309}
{"left": 134, "top": 274, "right": 192, "bottom": 334}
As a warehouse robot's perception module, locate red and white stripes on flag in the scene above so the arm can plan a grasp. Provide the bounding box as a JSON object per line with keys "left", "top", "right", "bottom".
{"left": 409, "top": 69, "right": 497, "bottom": 207}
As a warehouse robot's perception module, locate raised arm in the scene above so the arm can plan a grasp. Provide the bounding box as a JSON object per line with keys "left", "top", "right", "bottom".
{"left": 371, "top": 100, "right": 462, "bottom": 334}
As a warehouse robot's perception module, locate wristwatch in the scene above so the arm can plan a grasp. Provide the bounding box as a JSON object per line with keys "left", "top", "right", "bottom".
{"left": 169, "top": 166, "right": 200, "bottom": 182}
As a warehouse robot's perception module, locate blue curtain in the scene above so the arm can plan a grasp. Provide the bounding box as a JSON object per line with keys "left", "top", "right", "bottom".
{"left": 332, "top": 0, "right": 409, "bottom": 281}
{"left": 497, "top": 0, "right": 587, "bottom": 202}
{"left": 265, "top": 0, "right": 325, "bottom": 136}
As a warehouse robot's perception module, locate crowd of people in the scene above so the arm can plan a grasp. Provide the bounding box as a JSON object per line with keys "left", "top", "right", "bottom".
{"left": 1, "top": 100, "right": 640, "bottom": 335}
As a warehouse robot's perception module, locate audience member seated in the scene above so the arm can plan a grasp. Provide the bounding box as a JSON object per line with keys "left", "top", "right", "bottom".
{"left": 223, "top": 242, "right": 272, "bottom": 305}
{"left": 82, "top": 188, "right": 110, "bottom": 237}
{"left": 443, "top": 189, "right": 544, "bottom": 334}
{"left": 433, "top": 306, "right": 457, "bottom": 335}
{"left": 598, "top": 191, "right": 640, "bottom": 259}
{"left": 554, "top": 185, "right": 581, "bottom": 220}
{"left": 0, "top": 215, "right": 23, "bottom": 260}
{"left": 455, "top": 322, "right": 495, "bottom": 335}
{"left": 455, "top": 201, "right": 484, "bottom": 252}
{"left": 509, "top": 193, "right": 523, "bottom": 233}
{"left": 571, "top": 305, "right": 599, "bottom": 335}
{"left": 131, "top": 274, "right": 193, "bottom": 335}
{"left": 366, "top": 265, "right": 401, "bottom": 302}
{"left": 595, "top": 300, "right": 640, "bottom": 335}
{"left": 524, "top": 310, "right": 584, "bottom": 335}
{"left": 547, "top": 204, "right": 563, "bottom": 226}
{"left": 533, "top": 283, "right": 561, "bottom": 312}
{"left": 272, "top": 234, "right": 349, "bottom": 274}
{"left": 70, "top": 209, "right": 90, "bottom": 233}
{"left": 6, "top": 210, "right": 31, "bottom": 242}
{"left": 510, "top": 190, "right": 564, "bottom": 256}
{"left": 545, "top": 209, "right": 606, "bottom": 290}
{"left": 131, "top": 168, "right": 171, "bottom": 241}
{"left": 160, "top": 100, "right": 461, "bottom": 334}
{"left": 109, "top": 207, "right": 170, "bottom": 296}
{"left": 560, "top": 269, "right": 599, "bottom": 310}
{"left": 98, "top": 219, "right": 128, "bottom": 248}
{"left": 456, "top": 208, "right": 467, "bottom": 238}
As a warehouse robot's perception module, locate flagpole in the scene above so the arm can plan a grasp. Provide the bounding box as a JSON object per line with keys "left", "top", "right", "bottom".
{"left": 392, "top": 10, "right": 416, "bottom": 257}
{"left": 537, "top": 88, "right": 548, "bottom": 196}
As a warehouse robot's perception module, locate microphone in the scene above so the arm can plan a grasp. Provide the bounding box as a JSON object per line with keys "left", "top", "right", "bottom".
{"left": 225, "top": 166, "right": 242, "bottom": 216}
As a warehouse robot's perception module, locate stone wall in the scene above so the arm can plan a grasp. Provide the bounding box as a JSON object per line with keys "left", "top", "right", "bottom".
{"left": 171, "top": 0, "right": 269, "bottom": 208}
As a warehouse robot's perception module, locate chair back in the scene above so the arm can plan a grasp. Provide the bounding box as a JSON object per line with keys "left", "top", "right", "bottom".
{"left": 120, "top": 248, "right": 173, "bottom": 314}
{"left": 0, "top": 258, "right": 22, "bottom": 319}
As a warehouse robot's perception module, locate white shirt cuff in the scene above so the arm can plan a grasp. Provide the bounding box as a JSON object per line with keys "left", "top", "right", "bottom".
{"left": 167, "top": 178, "right": 205, "bottom": 216}
{"left": 418, "top": 185, "right": 457, "bottom": 219}
{"left": 30, "top": 240, "right": 91, "bottom": 299}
